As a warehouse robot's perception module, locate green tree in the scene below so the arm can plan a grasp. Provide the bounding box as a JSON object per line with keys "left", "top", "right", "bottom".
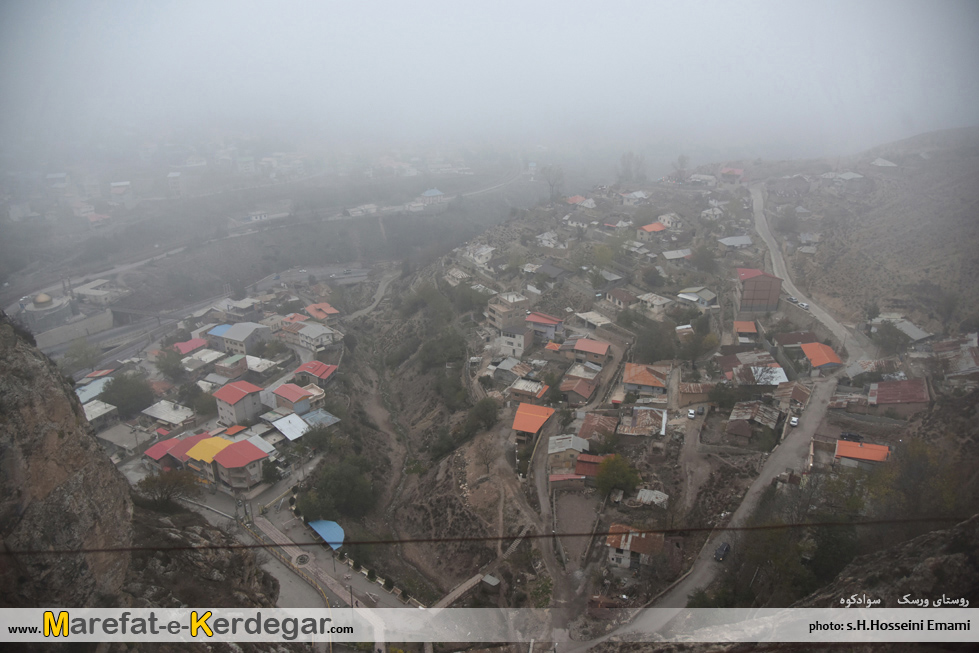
{"left": 343, "top": 333, "right": 358, "bottom": 351}
{"left": 99, "top": 373, "right": 154, "bottom": 418}
{"left": 642, "top": 267, "right": 664, "bottom": 288}
{"left": 634, "top": 321, "right": 677, "bottom": 363}
{"left": 936, "top": 291, "right": 959, "bottom": 329}
{"left": 137, "top": 470, "right": 202, "bottom": 507}
{"left": 591, "top": 430, "right": 619, "bottom": 455}
{"left": 60, "top": 338, "right": 102, "bottom": 374}
{"left": 691, "top": 246, "right": 717, "bottom": 273}
{"left": 865, "top": 300, "right": 880, "bottom": 321}
{"left": 262, "top": 461, "right": 282, "bottom": 485}
{"left": 591, "top": 244, "right": 615, "bottom": 269}
{"left": 596, "top": 455, "right": 641, "bottom": 496}
{"left": 193, "top": 392, "right": 217, "bottom": 417}
{"left": 155, "top": 348, "right": 186, "bottom": 383}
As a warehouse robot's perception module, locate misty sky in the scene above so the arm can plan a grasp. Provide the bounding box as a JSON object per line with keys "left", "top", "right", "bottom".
{"left": 1, "top": 0, "right": 977, "bottom": 158}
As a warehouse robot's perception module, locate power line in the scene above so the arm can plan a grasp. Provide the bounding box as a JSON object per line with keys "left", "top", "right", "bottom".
{"left": 0, "top": 515, "right": 963, "bottom": 558}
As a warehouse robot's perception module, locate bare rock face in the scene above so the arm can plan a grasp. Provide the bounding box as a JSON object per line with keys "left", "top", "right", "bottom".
{"left": 0, "top": 322, "right": 134, "bottom": 607}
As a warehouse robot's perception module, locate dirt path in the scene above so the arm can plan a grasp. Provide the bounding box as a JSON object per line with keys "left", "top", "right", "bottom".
{"left": 678, "top": 412, "right": 713, "bottom": 515}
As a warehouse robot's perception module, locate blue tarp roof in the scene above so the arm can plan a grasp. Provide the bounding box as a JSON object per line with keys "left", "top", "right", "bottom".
{"left": 303, "top": 409, "right": 341, "bottom": 428}
{"left": 308, "top": 520, "right": 344, "bottom": 549}
{"left": 75, "top": 377, "right": 112, "bottom": 404}
{"left": 208, "top": 324, "right": 232, "bottom": 337}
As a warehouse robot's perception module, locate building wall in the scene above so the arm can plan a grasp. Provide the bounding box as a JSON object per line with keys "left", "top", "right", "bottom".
{"left": 739, "top": 276, "right": 782, "bottom": 312}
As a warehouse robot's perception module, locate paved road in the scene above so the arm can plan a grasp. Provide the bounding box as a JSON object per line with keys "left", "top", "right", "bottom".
{"left": 749, "top": 185, "right": 866, "bottom": 362}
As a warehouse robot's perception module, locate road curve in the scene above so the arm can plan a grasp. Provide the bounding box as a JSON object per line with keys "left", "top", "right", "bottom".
{"left": 749, "top": 184, "right": 865, "bottom": 362}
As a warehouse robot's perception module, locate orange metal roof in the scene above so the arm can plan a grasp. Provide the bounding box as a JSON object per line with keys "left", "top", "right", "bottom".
{"left": 283, "top": 313, "right": 310, "bottom": 323}
{"left": 835, "top": 440, "right": 890, "bottom": 462}
{"left": 574, "top": 338, "right": 610, "bottom": 356}
{"left": 512, "top": 403, "right": 555, "bottom": 434}
{"left": 639, "top": 222, "right": 667, "bottom": 232}
{"left": 273, "top": 383, "right": 313, "bottom": 404}
{"left": 734, "top": 321, "right": 757, "bottom": 334}
{"left": 622, "top": 363, "right": 667, "bottom": 388}
{"left": 545, "top": 341, "right": 562, "bottom": 351}
{"left": 606, "top": 523, "right": 665, "bottom": 555}
{"left": 526, "top": 312, "right": 563, "bottom": 326}
{"left": 306, "top": 302, "right": 340, "bottom": 320}
{"left": 801, "top": 342, "right": 843, "bottom": 367}
{"left": 224, "top": 425, "right": 246, "bottom": 436}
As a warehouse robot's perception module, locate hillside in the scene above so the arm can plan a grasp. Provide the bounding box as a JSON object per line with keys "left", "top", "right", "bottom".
{"left": 783, "top": 126, "right": 979, "bottom": 330}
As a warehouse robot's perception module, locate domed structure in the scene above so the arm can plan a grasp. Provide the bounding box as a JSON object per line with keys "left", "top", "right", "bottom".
{"left": 22, "top": 292, "right": 72, "bottom": 333}
{"left": 33, "top": 293, "right": 52, "bottom": 306}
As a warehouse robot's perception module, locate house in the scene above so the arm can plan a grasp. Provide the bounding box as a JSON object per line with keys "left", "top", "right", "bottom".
{"left": 574, "top": 453, "right": 610, "bottom": 481}
{"left": 606, "top": 288, "right": 640, "bottom": 310}
{"left": 83, "top": 400, "right": 118, "bottom": 432}
{"left": 774, "top": 381, "right": 812, "bottom": 411}
{"left": 560, "top": 377, "right": 598, "bottom": 406}
{"left": 677, "top": 286, "right": 717, "bottom": 308}
{"left": 565, "top": 362, "right": 600, "bottom": 382}
{"left": 801, "top": 342, "right": 843, "bottom": 375}
{"left": 620, "top": 190, "right": 648, "bottom": 206}
{"left": 525, "top": 312, "right": 564, "bottom": 341}
{"left": 535, "top": 231, "right": 566, "bottom": 249}
{"left": 773, "top": 331, "right": 819, "bottom": 349}
{"left": 487, "top": 292, "right": 530, "bottom": 330}
{"left": 563, "top": 338, "right": 612, "bottom": 365}
{"left": 662, "top": 249, "right": 692, "bottom": 264}
{"left": 701, "top": 207, "right": 724, "bottom": 220}
{"left": 143, "top": 437, "right": 180, "bottom": 471}
{"left": 213, "top": 440, "right": 268, "bottom": 490}
{"left": 420, "top": 188, "right": 444, "bottom": 205}
{"left": 173, "top": 338, "right": 207, "bottom": 356}
{"left": 444, "top": 268, "right": 470, "bottom": 287}
{"left": 507, "top": 378, "right": 549, "bottom": 404}
{"left": 302, "top": 383, "right": 326, "bottom": 411}
{"left": 276, "top": 322, "right": 306, "bottom": 346}
{"left": 216, "top": 298, "right": 263, "bottom": 323}
{"left": 547, "top": 435, "right": 590, "bottom": 473}
{"left": 159, "top": 431, "right": 212, "bottom": 470}
{"left": 214, "top": 354, "right": 248, "bottom": 380}
{"left": 512, "top": 403, "right": 555, "bottom": 443}
{"left": 637, "top": 293, "right": 674, "bottom": 316}
{"left": 688, "top": 173, "right": 717, "bottom": 186}
{"left": 298, "top": 322, "right": 339, "bottom": 351}
{"left": 636, "top": 222, "right": 667, "bottom": 242}
{"left": 835, "top": 440, "right": 891, "bottom": 470}
{"left": 566, "top": 195, "right": 586, "bottom": 205}
{"left": 657, "top": 212, "right": 682, "bottom": 229}
{"left": 306, "top": 302, "right": 340, "bottom": 324}
{"left": 494, "top": 357, "right": 533, "bottom": 385}
{"left": 718, "top": 235, "right": 752, "bottom": 250}
{"left": 577, "top": 412, "right": 619, "bottom": 442}
{"left": 549, "top": 473, "right": 587, "bottom": 490}
{"left": 464, "top": 244, "right": 496, "bottom": 268}
{"left": 219, "top": 322, "right": 271, "bottom": 355}
{"left": 725, "top": 401, "right": 781, "bottom": 444}
{"left": 734, "top": 320, "right": 757, "bottom": 342}
{"left": 730, "top": 364, "right": 788, "bottom": 387}
{"left": 865, "top": 378, "right": 931, "bottom": 418}
{"left": 141, "top": 400, "right": 196, "bottom": 430}
{"left": 868, "top": 317, "right": 933, "bottom": 343}
{"left": 736, "top": 268, "right": 782, "bottom": 313}
{"left": 293, "top": 361, "right": 338, "bottom": 388}
{"left": 622, "top": 363, "right": 669, "bottom": 395}
{"left": 282, "top": 312, "right": 310, "bottom": 325}
{"left": 678, "top": 382, "right": 716, "bottom": 407}
{"left": 719, "top": 167, "right": 744, "bottom": 183}
{"left": 606, "top": 523, "right": 665, "bottom": 569}
{"left": 273, "top": 383, "right": 313, "bottom": 415}
{"left": 213, "top": 381, "right": 264, "bottom": 426}
{"left": 496, "top": 325, "right": 532, "bottom": 358}
{"left": 184, "top": 437, "right": 233, "bottom": 485}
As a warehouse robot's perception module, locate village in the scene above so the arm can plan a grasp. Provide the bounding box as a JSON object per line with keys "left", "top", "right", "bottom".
{"left": 20, "top": 146, "right": 971, "bottom": 627}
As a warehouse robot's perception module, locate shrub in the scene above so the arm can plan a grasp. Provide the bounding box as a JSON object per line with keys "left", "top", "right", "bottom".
{"left": 400, "top": 590, "right": 410, "bottom": 602}
{"left": 352, "top": 560, "right": 362, "bottom": 571}
{"left": 367, "top": 569, "right": 377, "bottom": 582}
{"left": 383, "top": 578, "right": 394, "bottom": 591}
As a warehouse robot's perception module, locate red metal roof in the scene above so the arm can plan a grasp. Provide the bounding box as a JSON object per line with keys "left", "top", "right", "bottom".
{"left": 560, "top": 377, "right": 597, "bottom": 400}
{"left": 545, "top": 341, "right": 561, "bottom": 351}
{"left": 549, "top": 474, "right": 586, "bottom": 482}
{"left": 143, "top": 438, "right": 180, "bottom": 461}
{"left": 172, "top": 338, "right": 207, "bottom": 355}
{"left": 213, "top": 440, "right": 268, "bottom": 469}
{"left": 733, "top": 321, "right": 757, "bottom": 334}
{"left": 213, "top": 381, "right": 263, "bottom": 405}
{"left": 294, "top": 360, "right": 338, "bottom": 380}
{"left": 283, "top": 313, "right": 309, "bottom": 323}
{"left": 306, "top": 302, "right": 340, "bottom": 320}
{"left": 639, "top": 222, "right": 667, "bottom": 232}
{"left": 574, "top": 338, "right": 611, "bottom": 356}
{"left": 622, "top": 363, "right": 667, "bottom": 388}
{"left": 605, "top": 523, "right": 664, "bottom": 555}
{"left": 273, "top": 383, "right": 313, "bottom": 404}
{"left": 224, "top": 425, "right": 246, "bottom": 436}
{"left": 574, "top": 453, "right": 609, "bottom": 477}
{"left": 736, "top": 267, "right": 779, "bottom": 281}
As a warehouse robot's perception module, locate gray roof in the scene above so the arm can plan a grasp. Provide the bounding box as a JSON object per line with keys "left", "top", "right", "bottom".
{"left": 718, "top": 235, "right": 752, "bottom": 247}
{"left": 548, "top": 434, "right": 590, "bottom": 455}
{"left": 272, "top": 413, "right": 310, "bottom": 441}
{"left": 221, "top": 322, "right": 269, "bottom": 342}
{"left": 141, "top": 400, "right": 194, "bottom": 426}
{"left": 662, "top": 249, "right": 692, "bottom": 260}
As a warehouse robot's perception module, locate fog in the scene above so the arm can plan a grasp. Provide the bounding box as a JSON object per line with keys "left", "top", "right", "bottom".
{"left": 2, "top": 0, "right": 977, "bottom": 159}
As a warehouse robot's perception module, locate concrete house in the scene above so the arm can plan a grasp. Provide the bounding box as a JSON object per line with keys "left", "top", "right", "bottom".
{"left": 622, "top": 363, "right": 669, "bottom": 396}
{"left": 213, "top": 380, "right": 264, "bottom": 426}
{"left": 220, "top": 322, "right": 272, "bottom": 355}
{"left": 562, "top": 338, "right": 612, "bottom": 365}
{"left": 512, "top": 402, "right": 555, "bottom": 444}
{"left": 606, "top": 288, "right": 640, "bottom": 310}
{"left": 487, "top": 292, "right": 530, "bottom": 330}
{"left": 293, "top": 361, "right": 338, "bottom": 388}
{"left": 525, "top": 312, "right": 564, "bottom": 340}
{"left": 606, "top": 523, "right": 665, "bottom": 569}
{"left": 547, "top": 435, "right": 590, "bottom": 473}
{"left": 496, "top": 325, "right": 532, "bottom": 358}
{"left": 273, "top": 383, "right": 313, "bottom": 415}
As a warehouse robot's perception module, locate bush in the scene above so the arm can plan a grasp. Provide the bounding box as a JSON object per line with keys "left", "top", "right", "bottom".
{"left": 383, "top": 578, "right": 394, "bottom": 591}
{"left": 367, "top": 569, "right": 377, "bottom": 582}
{"left": 400, "top": 590, "right": 410, "bottom": 602}
{"left": 352, "top": 560, "right": 362, "bottom": 571}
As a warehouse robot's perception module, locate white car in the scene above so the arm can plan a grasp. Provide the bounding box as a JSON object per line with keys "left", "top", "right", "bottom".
{"left": 789, "top": 416, "right": 800, "bottom": 427}
{"left": 688, "top": 409, "right": 697, "bottom": 419}
{"left": 798, "top": 303, "right": 810, "bottom": 311}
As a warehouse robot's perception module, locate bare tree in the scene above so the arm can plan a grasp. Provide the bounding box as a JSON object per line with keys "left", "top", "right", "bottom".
{"left": 540, "top": 165, "right": 564, "bottom": 201}
{"left": 474, "top": 436, "right": 500, "bottom": 475}
{"left": 672, "top": 154, "right": 690, "bottom": 180}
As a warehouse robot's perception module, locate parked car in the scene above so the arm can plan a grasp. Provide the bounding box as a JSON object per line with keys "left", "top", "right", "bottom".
{"left": 714, "top": 542, "right": 731, "bottom": 561}
{"left": 687, "top": 408, "right": 697, "bottom": 419}
{"left": 787, "top": 296, "right": 798, "bottom": 304}
{"left": 343, "top": 269, "right": 352, "bottom": 274}
{"left": 798, "top": 302, "right": 810, "bottom": 310}
{"left": 840, "top": 431, "right": 864, "bottom": 442}
{"left": 697, "top": 406, "right": 705, "bottom": 415}
{"left": 789, "top": 416, "right": 799, "bottom": 427}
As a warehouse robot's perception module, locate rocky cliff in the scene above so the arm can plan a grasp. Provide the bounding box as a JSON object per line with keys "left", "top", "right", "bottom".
{"left": 0, "top": 320, "right": 133, "bottom": 607}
